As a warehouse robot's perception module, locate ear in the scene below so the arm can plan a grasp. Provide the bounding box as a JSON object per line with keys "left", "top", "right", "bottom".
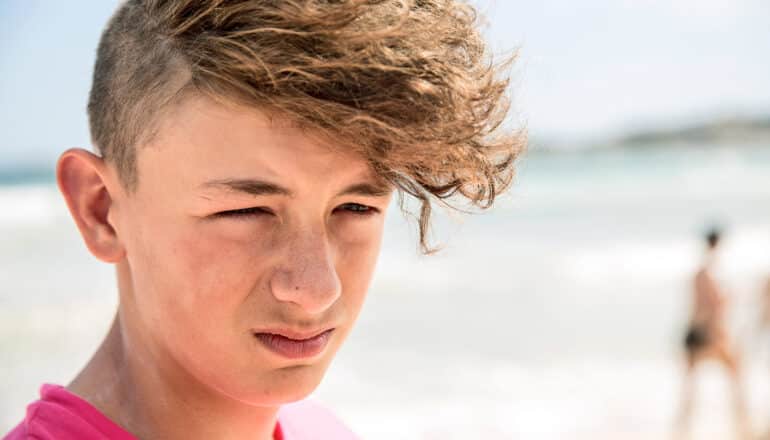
{"left": 57, "top": 148, "right": 126, "bottom": 263}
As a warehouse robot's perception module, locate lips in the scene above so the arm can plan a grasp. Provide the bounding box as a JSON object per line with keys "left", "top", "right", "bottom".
{"left": 253, "top": 329, "right": 334, "bottom": 359}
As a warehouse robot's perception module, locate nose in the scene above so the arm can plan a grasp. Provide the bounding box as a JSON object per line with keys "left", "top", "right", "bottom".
{"left": 269, "top": 229, "right": 342, "bottom": 314}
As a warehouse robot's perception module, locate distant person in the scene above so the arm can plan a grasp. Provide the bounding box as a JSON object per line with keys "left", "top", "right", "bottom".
{"left": 675, "top": 228, "right": 751, "bottom": 439}
{"left": 759, "top": 276, "right": 770, "bottom": 336}
{"left": 756, "top": 275, "right": 770, "bottom": 363}
{"left": 757, "top": 276, "right": 770, "bottom": 440}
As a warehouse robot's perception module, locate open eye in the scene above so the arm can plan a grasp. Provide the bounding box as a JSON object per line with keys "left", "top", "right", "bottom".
{"left": 335, "top": 203, "right": 378, "bottom": 215}
{"left": 213, "top": 207, "right": 272, "bottom": 219}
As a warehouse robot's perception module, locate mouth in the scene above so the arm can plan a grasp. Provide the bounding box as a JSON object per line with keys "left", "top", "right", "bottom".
{"left": 252, "top": 328, "right": 335, "bottom": 360}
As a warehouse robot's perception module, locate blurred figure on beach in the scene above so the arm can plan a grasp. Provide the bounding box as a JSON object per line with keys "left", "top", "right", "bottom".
{"left": 758, "top": 275, "right": 770, "bottom": 440}
{"left": 757, "top": 275, "right": 770, "bottom": 362}
{"left": 675, "top": 228, "right": 751, "bottom": 439}
{"left": 759, "top": 276, "right": 770, "bottom": 341}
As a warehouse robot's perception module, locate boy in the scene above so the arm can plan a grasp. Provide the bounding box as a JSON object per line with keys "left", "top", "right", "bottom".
{"left": 4, "top": 0, "right": 522, "bottom": 438}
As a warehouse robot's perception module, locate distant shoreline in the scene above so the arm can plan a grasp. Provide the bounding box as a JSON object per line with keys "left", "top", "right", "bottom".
{"left": 531, "top": 115, "right": 770, "bottom": 152}
{"left": 616, "top": 115, "right": 770, "bottom": 147}
{"left": 0, "top": 166, "right": 55, "bottom": 186}
{"left": 4, "top": 118, "right": 770, "bottom": 182}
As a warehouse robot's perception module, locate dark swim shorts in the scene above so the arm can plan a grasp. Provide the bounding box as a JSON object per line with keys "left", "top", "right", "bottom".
{"left": 684, "top": 325, "right": 710, "bottom": 352}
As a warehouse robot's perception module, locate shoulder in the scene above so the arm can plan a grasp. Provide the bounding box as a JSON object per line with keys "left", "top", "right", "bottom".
{"left": 3, "top": 411, "right": 35, "bottom": 440}
{"left": 4, "top": 393, "right": 59, "bottom": 440}
{"left": 277, "top": 400, "right": 358, "bottom": 440}
{"left": 3, "top": 384, "right": 135, "bottom": 440}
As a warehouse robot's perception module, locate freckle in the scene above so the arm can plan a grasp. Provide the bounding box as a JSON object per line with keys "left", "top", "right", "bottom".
{"left": 295, "top": 286, "right": 300, "bottom": 291}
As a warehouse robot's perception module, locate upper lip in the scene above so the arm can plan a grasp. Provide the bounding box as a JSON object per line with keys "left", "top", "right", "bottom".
{"left": 252, "top": 327, "right": 334, "bottom": 341}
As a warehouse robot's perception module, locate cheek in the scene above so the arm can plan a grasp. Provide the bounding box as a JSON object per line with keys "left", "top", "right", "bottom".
{"left": 168, "top": 228, "right": 270, "bottom": 309}
{"left": 131, "top": 219, "right": 270, "bottom": 329}
{"left": 335, "top": 221, "right": 386, "bottom": 313}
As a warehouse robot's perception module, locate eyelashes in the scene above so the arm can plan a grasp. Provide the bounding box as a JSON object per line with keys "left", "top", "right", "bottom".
{"left": 214, "top": 203, "right": 378, "bottom": 220}
{"left": 213, "top": 207, "right": 273, "bottom": 219}
{"left": 333, "top": 203, "right": 378, "bottom": 215}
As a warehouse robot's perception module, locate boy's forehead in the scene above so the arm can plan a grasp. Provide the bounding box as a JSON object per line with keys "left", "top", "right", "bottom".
{"left": 141, "top": 95, "right": 313, "bottom": 156}
{"left": 133, "top": 94, "right": 382, "bottom": 188}
{"left": 156, "top": 93, "right": 299, "bottom": 135}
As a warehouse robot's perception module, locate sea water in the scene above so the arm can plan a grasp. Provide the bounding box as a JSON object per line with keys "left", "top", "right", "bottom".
{"left": 2, "top": 144, "right": 770, "bottom": 439}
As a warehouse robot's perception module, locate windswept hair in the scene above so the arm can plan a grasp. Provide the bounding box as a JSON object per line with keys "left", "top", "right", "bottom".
{"left": 89, "top": 0, "right": 525, "bottom": 253}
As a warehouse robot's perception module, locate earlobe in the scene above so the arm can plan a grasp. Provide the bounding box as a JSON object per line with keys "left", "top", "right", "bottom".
{"left": 56, "top": 148, "right": 126, "bottom": 263}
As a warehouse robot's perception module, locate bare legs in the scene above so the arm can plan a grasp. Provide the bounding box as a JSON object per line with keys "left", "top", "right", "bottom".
{"left": 675, "top": 343, "right": 751, "bottom": 440}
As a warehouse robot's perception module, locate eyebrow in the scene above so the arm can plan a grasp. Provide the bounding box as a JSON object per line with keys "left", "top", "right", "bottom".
{"left": 336, "top": 182, "right": 392, "bottom": 198}
{"left": 199, "top": 179, "right": 392, "bottom": 198}
{"left": 200, "top": 179, "right": 292, "bottom": 196}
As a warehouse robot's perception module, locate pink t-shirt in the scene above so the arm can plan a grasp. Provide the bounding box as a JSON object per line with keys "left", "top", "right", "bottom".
{"left": 3, "top": 384, "right": 357, "bottom": 440}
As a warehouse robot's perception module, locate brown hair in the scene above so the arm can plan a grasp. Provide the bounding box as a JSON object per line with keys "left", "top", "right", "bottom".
{"left": 88, "top": 0, "right": 525, "bottom": 253}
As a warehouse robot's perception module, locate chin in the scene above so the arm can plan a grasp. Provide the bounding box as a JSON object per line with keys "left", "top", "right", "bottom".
{"left": 269, "top": 364, "right": 328, "bottom": 403}
{"left": 220, "top": 363, "right": 329, "bottom": 407}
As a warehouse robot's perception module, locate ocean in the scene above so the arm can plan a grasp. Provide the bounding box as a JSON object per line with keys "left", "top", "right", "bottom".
{"left": 2, "top": 144, "right": 770, "bottom": 439}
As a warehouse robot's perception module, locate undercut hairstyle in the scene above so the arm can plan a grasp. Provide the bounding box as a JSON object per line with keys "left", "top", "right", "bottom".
{"left": 88, "top": 0, "right": 525, "bottom": 253}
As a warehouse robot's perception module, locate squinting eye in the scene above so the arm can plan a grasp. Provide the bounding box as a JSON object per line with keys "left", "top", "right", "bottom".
{"left": 213, "top": 207, "right": 271, "bottom": 219}
{"left": 336, "top": 203, "right": 377, "bottom": 215}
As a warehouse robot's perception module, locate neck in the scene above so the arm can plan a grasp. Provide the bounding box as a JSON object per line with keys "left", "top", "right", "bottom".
{"left": 68, "top": 312, "right": 279, "bottom": 440}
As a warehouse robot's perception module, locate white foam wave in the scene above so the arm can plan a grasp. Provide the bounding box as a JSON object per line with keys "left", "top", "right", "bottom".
{"left": 0, "top": 184, "right": 67, "bottom": 228}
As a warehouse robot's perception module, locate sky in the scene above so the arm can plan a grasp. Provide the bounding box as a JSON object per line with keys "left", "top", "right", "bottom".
{"left": 1, "top": 0, "right": 769, "bottom": 165}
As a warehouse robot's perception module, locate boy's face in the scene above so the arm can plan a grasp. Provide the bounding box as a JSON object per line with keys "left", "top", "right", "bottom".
{"left": 112, "top": 96, "right": 392, "bottom": 404}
